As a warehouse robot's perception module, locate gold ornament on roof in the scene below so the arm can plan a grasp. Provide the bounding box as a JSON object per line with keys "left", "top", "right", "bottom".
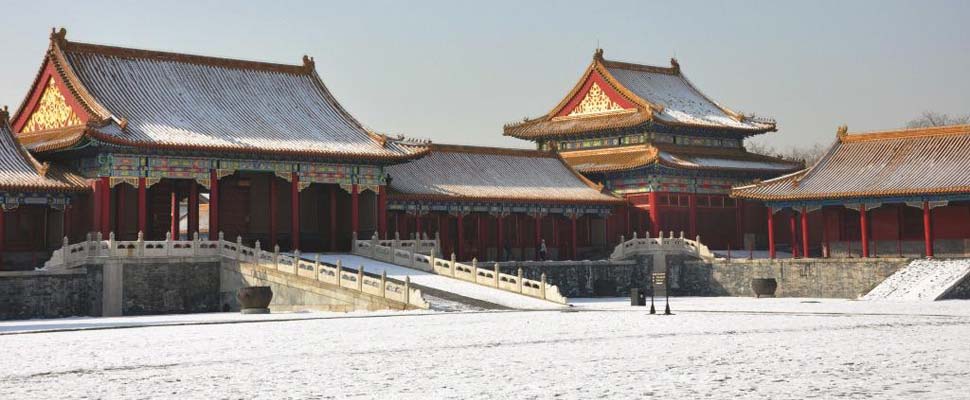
{"left": 22, "top": 78, "right": 82, "bottom": 133}
{"left": 567, "top": 82, "right": 626, "bottom": 117}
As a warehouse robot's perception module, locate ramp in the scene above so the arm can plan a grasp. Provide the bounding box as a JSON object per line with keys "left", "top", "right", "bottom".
{"left": 863, "top": 259, "right": 970, "bottom": 301}
{"left": 305, "top": 254, "right": 564, "bottom": 311}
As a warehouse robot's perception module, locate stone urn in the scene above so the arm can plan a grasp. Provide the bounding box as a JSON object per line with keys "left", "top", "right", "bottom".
{"left": 237, "top": 286, "right": 273, "bottom": 314}
{"left": 751, "top": 278, "right": 778, "bottom": 298}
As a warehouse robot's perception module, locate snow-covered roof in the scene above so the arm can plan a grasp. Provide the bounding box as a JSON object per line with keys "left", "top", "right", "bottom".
{"left": 505, "top": 49, "right": 776, "bottom": 140}
{"left": 14, "top": 29, "right": 425, "bottom": 162}
{"left": 0, "top": 106, "right": 87, "bottom": 192}
{"left": 560, "top": 144, "right": 801, "bottom": 174}
{"left": 733, "top": 125, "right": 970, "bottom": 201}
{"left": 386, "top": 144, "right": 623, "bottom": 205}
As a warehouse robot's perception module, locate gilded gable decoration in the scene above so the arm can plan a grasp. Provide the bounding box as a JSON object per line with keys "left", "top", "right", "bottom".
{"left": 566, "top": 82, "right": 627, "bottom": 118}
{"left": 22, "top": 78, "right": 83, "bottom": 133}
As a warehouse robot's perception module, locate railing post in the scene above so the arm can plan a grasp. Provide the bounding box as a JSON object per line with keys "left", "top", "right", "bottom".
{"left": 314, "top": 254, "right": 321, "bottom": 281}
{"left": 494, "top": 263, "right": 500, "bottom": 287}
{"left": 450, "top": 253, "right": 457, "bottom": 277}
{"left": 293, "top": 250, "right": 301, "bottom": 275}
{"left": 404, "top": 276, "right": 411, "bottom": 306}
{"left": 273, "top": 245, "right": 280, "bottom": 270}
{"left": 540, "top": 273, "right": 547, "bottom": 299}
{"left": 193, "top": 231, "right": 200, "bottom": 256}
{"left": 165, "top": 231, "right": 172, "bottom": 256}
{"left": 336, "top": 259, "right": 343, "bottom": 286}
{"left": 472, "top": 257, "right": 478, "bottom": 280}
{"left": 255, "top": 240, "right": 262, "bottom": 267}
{"left": 357, "top": 265, "right": 364, "bottom": 291}
{"left": 236, "top": 236, "right": 243, "bottom": 261}
{"left": 381, "top": 271, "right": 387, "bottom": 298}
{"left": 517, "top": 267, "right": 524, "bottom": 293}
{"left": 352, "top": 231, "right": 358, "bottom": 252}
{"left": 137, "top": 231, "right": 145, "bottom": 257}
{"left": 108, "top": 231, "right": 116, "bottom": 257}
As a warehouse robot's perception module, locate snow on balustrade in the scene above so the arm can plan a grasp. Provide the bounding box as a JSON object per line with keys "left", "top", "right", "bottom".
{"left": 609, "top": 231, "right": 715, "bottom": 261}
{"left": 41, "top": 231, "right": 430, "bottom": 310}
{"left": 352, "top": 232, "right": 568, "bottom": 305}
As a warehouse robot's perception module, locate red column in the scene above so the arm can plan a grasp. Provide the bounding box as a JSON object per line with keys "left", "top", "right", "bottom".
{"left": 735, "top": 199, "right": 744, "bottom": 248}
{"left": 551, "top": 216, "right": 558, "bottom": 260}
{"left": 923, "top": 201, "right": 933, "bottom": 258}
{"left": 92, "top": 180, "right": 102, "bottom": 236}
{"left": 801, "top": 207, "right": 809, "bottom": 258}
{"left": 688, "top": 193, "right": 697, "bottom": 239}
{"left": 378, "top": 186, "right": 387, "bottom": 239}
{"left": 116, "top": 184, "right": 125, "bottom": 237}
{"left": 290, "top": 173, "right": 300, "bottom": 250}
{"left": 329, "top": 185, "right": 337, "bottom": 251}
{"left": 534, "top": 214, "right": 541, "bottom": 260}
{"left": 351, "top": 184, "right": 359, "bottom": 236}
{"left": 768, "top": 208, "right": 776, "bottom": 259}
{"left": 478, "top": 214, "right": 485, "bottom": 259}
{"left": 170, "top": 187, "right": 178, "bottom": 239}
{"left": 570, "top": 215, "right": 577, "bottom": 260}
{"left": 269, "top": 177, "right": 278, "bottom": 248}
{"left": 456, "top": 213, "right": 464, "bottom": 260}
{"left": 189, "top": 182, "right": 199, "bottom": 238}
{"left": 515, "top": 214, "right": 523, "bottom": 257}
{"left": 497, "top": 215, "right": 504, "bottom": 260}
{"left": 860, "top": 204, "right": 869, "bottom": 258}
{"left": 789, "top": 210, "right": 798, "bottom": 258}
{"left": 821, "top": 207, "right": 830, "bottom": 258}
{"left": 648, "top": 192, "right": 660, "bottom": 237}
{"left": 100, "top": 177, "right": 110, "bottom": 235}
{"left": 416, "top": 213, "right": 423, "bottom": 238}
{"left": 137, "top": 177, "right": 147, "bottom": 235}
{"left": 209, "top": 170, "right": 219, "bottom": 238}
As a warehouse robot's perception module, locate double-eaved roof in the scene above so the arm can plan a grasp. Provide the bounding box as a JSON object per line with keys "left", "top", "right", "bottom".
{"left": 0, "top": 106, "right": 87, "bottom": 193}
{"left": 13, "top": 29, "right": 425, "bottom": 162}
{"left": 561, "top": 143, "right": 802, "bottom": 175}
{"left": 504, "top": 49, "right": 776, "bottom": 139}
{"left": 386, "top": 144, "right": 623, "bottom": 205}
{"left": 732, "top": 125, "right": 970, "bottom": 202}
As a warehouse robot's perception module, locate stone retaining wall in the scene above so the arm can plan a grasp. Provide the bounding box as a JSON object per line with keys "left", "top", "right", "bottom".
{"left": 674, "top": 258, "right": 910, "bottom": 298}
{"left": 496, "top": 259, "right": 648, "bottom": 297}
{"left": 0, "top": 268, "right": 102, "bottom": 320}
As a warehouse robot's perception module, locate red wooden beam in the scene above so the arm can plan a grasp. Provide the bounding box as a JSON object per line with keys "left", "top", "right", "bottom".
{"left": 767, "top": 208, "right": 776, "bottom": 259}
{"left": 208, "top": 170, "right": 219, "bottom": 238}
{"left": 291, "top": 173, "right": 299, "bottom": 251}
{"left": 270, "top": 177, "right": 278, "bottom": 248}
{"left": 92, "top": 180, "right": 102, "bottom": 236}
{"left": 351, "top": 184, "right": 359, "bottom": 237}
{"left": 801, "top": 207, "right": 809, "bottom": 258}
{"left": 923, "top": 201, "right": 933, "bottom": 258}
{"left": 648, "top": 192, "right": 660, "bottom": 237}
{"left": 860, "top": 204, "right": 870, "bottom": 258}
{"left": 137, "top": 177, "right": 147, "bottom": 236}
{"left": 789, "top": 210, "right": 798, "bottom": 258}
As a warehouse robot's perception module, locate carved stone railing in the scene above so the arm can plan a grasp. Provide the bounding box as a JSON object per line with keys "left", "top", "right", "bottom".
{"left": 610, "top": 231, "right": 715, "bottom": 262}
{"left": 44, "top": 231, "right": 430, "bottom": 310}
{"left": 353, "top": 233, "right": 568, "bottom": 305}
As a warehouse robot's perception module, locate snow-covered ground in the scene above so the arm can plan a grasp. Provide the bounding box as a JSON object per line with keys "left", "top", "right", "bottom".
{"left": 863, "top": 259, "right": 970, "bottom": 301}
{"left": 306, "top": 253, "right": 564, "bottom": 310}
{"left": 2, "top": 297, "right": 969, "bottom": 399}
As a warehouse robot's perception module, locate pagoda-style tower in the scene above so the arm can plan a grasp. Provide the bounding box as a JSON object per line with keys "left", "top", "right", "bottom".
{"left": 505, "top": 49, "right": 801, "bottom": 248}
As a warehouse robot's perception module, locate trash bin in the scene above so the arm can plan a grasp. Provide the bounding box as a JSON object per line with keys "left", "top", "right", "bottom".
{"left": 630, "top": 287, "right": 646, "bottom": 306}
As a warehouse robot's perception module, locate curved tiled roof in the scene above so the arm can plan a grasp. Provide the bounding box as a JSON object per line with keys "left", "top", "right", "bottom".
{"left": 732, "top": 125, "right": 970, "bottom": 201}
{"left": 15, "top": 29, "right": 425, "bottom": 162}
{"left": 386, "top": 144, "right": 623, "bottom": 205}
{"left": 505, "top": 49, "right": 776, "bottom": 140}
{"left": 0, "top": 107, "right": 87, "bottom": 192}
{"left": 560, "top": 144, "right": 801, "bottom": 174}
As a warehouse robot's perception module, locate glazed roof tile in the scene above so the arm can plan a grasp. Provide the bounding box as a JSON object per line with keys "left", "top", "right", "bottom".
{"left": 17, "top": 30, "right": 425, "bottom": 162}
{"left": 560, "top": 144, "right": 801, "bottom": 174}
{"left": 0, "top": 107, "right": 87, "bottom": 192}
{"left": 505, "top": 50, "right": 775, "bottom": 140}
{"left": 732, "top": 125, "right": 970, "bottom": 201}
{"left": 386, "top": 144, "right": 622, "bottom": 205}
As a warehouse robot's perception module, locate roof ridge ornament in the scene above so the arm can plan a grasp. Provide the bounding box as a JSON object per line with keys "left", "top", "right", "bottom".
{"left": 836, "top": 124, "right": 849, "bottom": 141}
{"left": 50, "top": 27, "right": 67, "bottom": 44}
{"left": 670, "top": 58, "right": 680, "bottom": 74}
{"left": 302, "top": 55, "right": 315, "bottom": 73}
{"left": 594, "top": 48, "right": 604, "bottom": 61}
{"left": 0, "top": 105, "right": 8, "bottom": 124}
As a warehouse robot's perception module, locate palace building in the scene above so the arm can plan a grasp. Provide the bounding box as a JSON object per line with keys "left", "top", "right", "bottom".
{"left": 384, "top": 143, "right": 625, "bottom": 261}
{"left": 11, "top": 28, "right": 426, "bottom": 255}
{"left": 0, "top": 106, "right": 87, "bottom": 268}
{"left": 733, "top": 124, "right": 970, "bottom": 259}
{"left": 504, "top": 50, "right": 802, "bottom": 249}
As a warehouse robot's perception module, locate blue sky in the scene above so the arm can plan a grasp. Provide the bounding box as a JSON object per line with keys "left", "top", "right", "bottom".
{"left": 0, "top": 0, "right": 967, "bottom": 149}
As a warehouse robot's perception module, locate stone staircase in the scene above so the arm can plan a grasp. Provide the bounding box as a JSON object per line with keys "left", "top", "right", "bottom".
{"left": 863, "top": 259, "right": 970, "bottom": 301}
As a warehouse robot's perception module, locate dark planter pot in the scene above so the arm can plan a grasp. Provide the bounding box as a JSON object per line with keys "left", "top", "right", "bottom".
{"left": 237, "top": 286, "right": 273, "bottom": 313}
{"left": 751, "top": 278, "right": 778, "bottom": 298}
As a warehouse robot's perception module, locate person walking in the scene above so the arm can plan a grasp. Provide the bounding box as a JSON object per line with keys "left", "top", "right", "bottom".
{"left": 538, "top": 239, "right": 548, "bottom": 261}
